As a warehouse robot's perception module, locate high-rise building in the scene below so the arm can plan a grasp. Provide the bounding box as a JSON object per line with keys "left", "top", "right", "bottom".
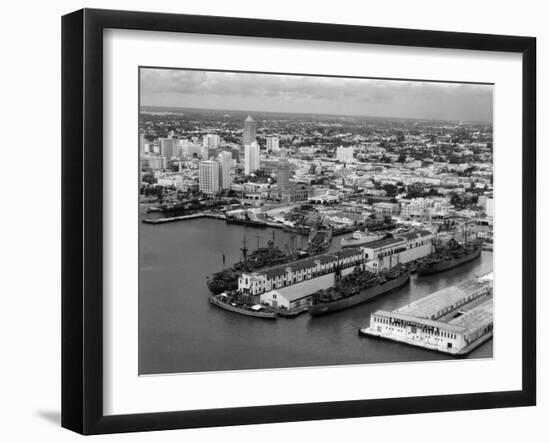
{"left": 485, "top": 197, "right": 494, "bottom": 220}
{"left": 199, "top": 160, "right": 220, "bottom": 195}
{"left": 266, "top": 136, "right": 279, "bottom": 153}
{"left": 244, "top": 141, "right": 260, "bottom": 175}
{"left": 200, "top": 145, "right": 210, "bottom": 160}
{"left": 218, "top": 151, "right": 233, "bottom": 189}
{"left": 203, "top": 134, "right": 221, "bottom": 148}
{"left": 336, "top": 145, "right": 355, "bottom": 163}
{"left": 159, "top": 138, "right": 176, "bottom": 159}
{"left": 277, "top": 158, "right": 290, "bottom": 189}
{"left": 243, "top": 115, "right": 256, "bottom": 146}
{"left": 139, "top": 133, "right": 146, "bottom": 155}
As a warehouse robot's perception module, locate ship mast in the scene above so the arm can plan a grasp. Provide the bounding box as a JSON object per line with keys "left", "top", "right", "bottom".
{"left": 240, "top": 235, "right": 248, "bottom": 269}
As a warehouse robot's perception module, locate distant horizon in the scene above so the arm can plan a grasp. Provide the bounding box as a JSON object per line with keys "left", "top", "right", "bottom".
{"left": 139, "top": 104, "right": 493, "bottom": 125}
{"left": 140, "top": 68, "right": 494, "bottom": 123}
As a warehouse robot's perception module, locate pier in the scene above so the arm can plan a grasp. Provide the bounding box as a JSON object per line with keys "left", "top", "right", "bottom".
{"left": 359, "top": 274, "right": 494, "bottom": 356}
{"left": 142, "top": 212, "right": 226, "bottom": 224}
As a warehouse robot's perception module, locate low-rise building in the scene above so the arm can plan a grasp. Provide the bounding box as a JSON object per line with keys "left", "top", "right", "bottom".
{"left": 361, "top": 229, "right": 433, "bottom": 269}
{"left": 238, "top": 248, "right": 365, "bottom": 296}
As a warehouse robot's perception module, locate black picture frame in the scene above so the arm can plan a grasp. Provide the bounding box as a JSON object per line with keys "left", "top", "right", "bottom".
{"left": 61, "top": 8, "right": 536, "bottom": 435}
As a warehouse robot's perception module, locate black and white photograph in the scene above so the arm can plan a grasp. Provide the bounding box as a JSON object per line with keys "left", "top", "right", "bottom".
{"left": 138, "top": 68, "right": 494, "bottom": 375}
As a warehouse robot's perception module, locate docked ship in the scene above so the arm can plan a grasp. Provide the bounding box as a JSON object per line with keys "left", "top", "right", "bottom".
{"left": 208, "top": 293, "right": 277, "bottom": 319}
{"left": 341, "top": 229, "right": 386, "bottom": 248}
{"left": 206, "top": 238, "right": 292, "bottom": 294}
{"left": 226, "top": 212, "right": 267, "bottom": 228}
{"left": 416, "top": 238, "right": 482, "bottom": 276}
{"left": 308, "top": 265, "right": 411, "bottom": 316}
{"left": 308, "top": 226, "right": 333, "bottom": 254}
{"left": 206, "top": 230, "right": 329, "bottom": 294}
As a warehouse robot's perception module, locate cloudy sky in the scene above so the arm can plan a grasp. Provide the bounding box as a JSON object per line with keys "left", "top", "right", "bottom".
{"left": 140, "top": 68, "right": 493, "bottom": 122}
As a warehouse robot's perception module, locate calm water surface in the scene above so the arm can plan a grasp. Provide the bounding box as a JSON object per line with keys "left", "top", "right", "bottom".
{"left": 139, "top": 217, "right": 493, "bottom": 374}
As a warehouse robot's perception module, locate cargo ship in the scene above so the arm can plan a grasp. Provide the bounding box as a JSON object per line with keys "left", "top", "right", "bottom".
{"left": 416, "top": 238, "right": 482, "bottom": 276}
{"left": 308, "top": 265, "right": 410, "bottom": 316}
{"left": 206, "top": 231, "right": 327, "bottom": 294}
{"left": 308, "top": 226, "right": 333, "bottom": 254}
{"left": 226, "top": 213, "right": 267, "bottom": 228}
{"left": 208, "top": 293, "right": 277, "bottom": 319}
{"left": 206, "top": 237, "right": 293, "bottom": 294}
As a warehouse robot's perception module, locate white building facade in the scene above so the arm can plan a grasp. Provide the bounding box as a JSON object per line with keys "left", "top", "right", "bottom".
{"left": 336, "top": 145, "right": 355, "bottom": 163}
{"left": 199, "top": 160, "right": 220, "bottom": 195}
{"left": 266, "top": 136, "right": 280, "bottom": 153}
{"left": 244, "top": 141, "right": 260, "bottom": 175}
{"left": 217, "top": 151, "right": 233, "bottom": 189}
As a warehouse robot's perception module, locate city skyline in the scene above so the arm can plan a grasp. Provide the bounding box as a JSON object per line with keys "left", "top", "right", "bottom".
{"left": 140, "top": 68, "right": 494, "bottom": 123}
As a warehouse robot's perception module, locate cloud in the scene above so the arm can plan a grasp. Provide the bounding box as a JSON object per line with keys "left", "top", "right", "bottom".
{"left": 140, "top": 68, "right": 493, "bottom": 122}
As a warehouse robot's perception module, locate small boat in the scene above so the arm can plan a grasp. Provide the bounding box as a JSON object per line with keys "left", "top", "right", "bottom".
{"left": 208, "top": 294, "right": 277, "bottom": 319}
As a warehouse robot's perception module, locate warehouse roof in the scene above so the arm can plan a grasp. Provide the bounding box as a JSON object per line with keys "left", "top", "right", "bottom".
{"left": 396, "top": 280, "right": 488, "bottom": 319}
{"left": 449, "top": 298, "right": 493, "bottom": 332}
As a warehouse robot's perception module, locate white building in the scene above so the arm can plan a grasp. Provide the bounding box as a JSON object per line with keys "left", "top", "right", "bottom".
{"left": 266, "top": 136, "right": 280, "bottom": 153}
{"left": 139, "top": 133, "right": 146, "bottom": 155}
{"left": 336, "top": 145, "right": 355, "bottom": 163}
{"left": 243, "top": 115, "right": 256, "bottom": 145}
{"left": 239, "top": 248, "right": 366, "bottom": 296}
{"left": 203, "top": 134, "right": 221, "bottom": 148}
{"left": 361, "top": 230, "right": 433, "bottom": 270}
{"left": 217, "top": 151, "right": 233, "bottom": 189}
{"left": 199, "top": 160, "right": 220, "bottom": 195}
{"left": 485, "top": 197, "right": 494, "bottom": 220}
{"left": 244, "top": 141, "right": 260, "bottom": 175}
{"left": 366, "top": 278, "right": 493, "bottom": 354}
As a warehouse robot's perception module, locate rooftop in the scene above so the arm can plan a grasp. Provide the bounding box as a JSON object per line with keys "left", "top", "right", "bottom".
{"left": 271, "top": 273, "right": 334, "bottom": 302}
{"left": 260, "top": 249, "right": 362, "bottom": 280}
{"left": 362, "top": 237, "right": 404, "bottom": 250}
{"left": 396, "top": 280, "right": 488, "bottom": 319}
{"left": 449, "top": 298, "right": 493, "bottom": 331}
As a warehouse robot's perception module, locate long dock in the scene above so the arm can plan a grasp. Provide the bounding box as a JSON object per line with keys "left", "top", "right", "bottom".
{"left": 142, "top": 212, "right": 226, "bottom": 224}
{"left": 359, "top": 274, "right": 494, "bottom": 356}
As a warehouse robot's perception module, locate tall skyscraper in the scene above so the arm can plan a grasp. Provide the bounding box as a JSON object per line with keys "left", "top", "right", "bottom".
{"left": 243, "top": 115, "right": 256, "bottom": 146}
{"left": 244, "top": 141, "right": 260, "bottom": 175}
{"left": 266, "top": 136, "right": 279, "bottom": 153}
{"left": 199, "top": 160, "right": 220, "bottom": 195}
{"left": 277, "top": 157, "right": 290, "bottom": 189}
{"left": 218, "top": 151, "right": 233, "bottom": 189}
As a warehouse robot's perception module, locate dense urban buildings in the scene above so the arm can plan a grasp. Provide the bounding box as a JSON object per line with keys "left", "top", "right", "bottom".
{"left": 139, "top": 69, "right": 494, "bottom": 374}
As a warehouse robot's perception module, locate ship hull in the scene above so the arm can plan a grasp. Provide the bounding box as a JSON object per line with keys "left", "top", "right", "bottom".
{"left": 208, "top": 296, "right": 277, "bottom": 319}
{"left": 308, "top": 271, "right": 411, "bottom": 316}
{"left": 417, "top": 247, "right": 482, "bottom": 276}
